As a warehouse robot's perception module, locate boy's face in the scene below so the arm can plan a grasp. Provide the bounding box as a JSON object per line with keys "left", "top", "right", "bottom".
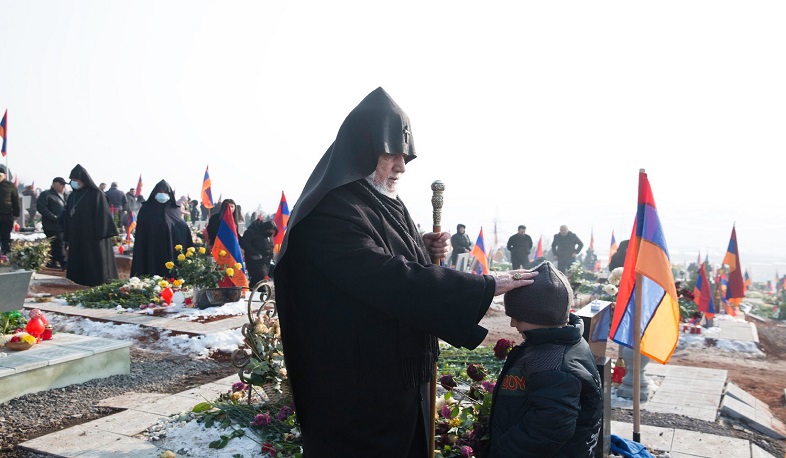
{"left": 509, "top": 317, "right": 538, "bottom": 337}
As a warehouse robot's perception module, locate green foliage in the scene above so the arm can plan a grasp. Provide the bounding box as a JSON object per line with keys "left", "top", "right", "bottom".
{"left": 61, "top": 278, "right": 161, "bottom": 308}
{"left": 0, "top": 310, "right": 28, "bottom": 334}
{"left": 9, "top": 238, "right": 52, "bottom": 271}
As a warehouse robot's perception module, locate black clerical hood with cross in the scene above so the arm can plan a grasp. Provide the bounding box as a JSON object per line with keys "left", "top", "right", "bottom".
{"left": 276, "top": 86, "right": 417, "bottom": 261}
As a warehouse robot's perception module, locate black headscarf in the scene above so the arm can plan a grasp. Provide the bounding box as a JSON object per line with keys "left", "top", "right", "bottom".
{"left": 277, "top": 87, "right": 416, "bottom": 261}
{"left": 131, "top": 179, "right": 193, "bottom": 277}
{"left": 69, "top": 164, "right": 99, "bottom": 191}
{"left": 145, "top": 179, "right": 177, "bottom": 205}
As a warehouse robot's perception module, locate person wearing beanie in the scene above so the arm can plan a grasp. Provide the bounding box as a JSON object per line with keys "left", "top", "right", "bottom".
{"left": 486, "top": 261, "right": 603, "bottom": 457}
{"left": 0, "top": 164, "right": 20, "bottom": 254}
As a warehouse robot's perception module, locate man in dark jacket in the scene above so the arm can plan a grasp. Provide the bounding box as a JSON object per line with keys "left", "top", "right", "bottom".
{"left": 274, "top": 87, "right": 537, "bottom": 457}
{"left": 488, "top": 261, "right": 603, "bottom": 457}
{"left": 36, "top": 177, "right": 68, "bottom": 269}
{"left": 551, "top": 225, "right": 584, "bottom": 273}
{"left": 105, "top": 182, "right": 127, "bottom": 216}
{"left": 507, "top": 225, "right": 534, "bottom": 269}
{"left": 0, "top": 165, "right": 20, "bottom": 254}
{"left": 449, "top": 223, "right": 472, "bottom": 269}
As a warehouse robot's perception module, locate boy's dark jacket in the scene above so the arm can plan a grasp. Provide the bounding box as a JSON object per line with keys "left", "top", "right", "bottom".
{"left": 487, "top": 313, "right": 603, "bottom": 457}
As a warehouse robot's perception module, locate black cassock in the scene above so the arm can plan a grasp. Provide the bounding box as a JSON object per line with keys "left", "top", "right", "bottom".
{"left": 64, "top": 165, "right": 118, "bottom": 287}
{"left": 131, "top": 180, "right": 193, "bottom": 278}
{"left": 275, "top": 88, "right": 495, "bottom": 457}
{"left": 276, "top": 181, "right": 494, "bottom": 457}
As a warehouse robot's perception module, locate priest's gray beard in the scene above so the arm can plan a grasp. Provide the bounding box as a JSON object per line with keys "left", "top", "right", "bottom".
{"left": 364, "top": 175, "right": 398, "bottom": 199}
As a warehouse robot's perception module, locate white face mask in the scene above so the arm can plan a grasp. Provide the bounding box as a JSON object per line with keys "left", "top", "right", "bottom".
{"left": 70, "top": 181, "right": 81, "bottom": 190}
{"left": 155, "top": 193, "right": 170, "bottom": 203}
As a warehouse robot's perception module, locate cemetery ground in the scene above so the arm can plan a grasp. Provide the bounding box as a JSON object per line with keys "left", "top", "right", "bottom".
{"left": 2, "top": 269, "right": 786, "bottom": 456}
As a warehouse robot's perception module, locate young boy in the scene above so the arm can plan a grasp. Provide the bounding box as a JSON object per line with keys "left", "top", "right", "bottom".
{"left": 487, "top": 261, "right": 603, "bottom": 457}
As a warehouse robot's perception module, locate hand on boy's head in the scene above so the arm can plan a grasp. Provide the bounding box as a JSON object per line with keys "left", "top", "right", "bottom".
{"left": 493, "top": 269, "right": 538, "bottom": 296}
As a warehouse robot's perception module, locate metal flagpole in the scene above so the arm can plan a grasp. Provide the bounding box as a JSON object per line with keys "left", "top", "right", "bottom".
{"left": 428, "top": 180, "right": 445, "bottom": 458}
{"left": 633, "top": 272, "right": 643, "bottom": 443}
{"left": 632, "top": 167, "right": 645, "bottom": 443}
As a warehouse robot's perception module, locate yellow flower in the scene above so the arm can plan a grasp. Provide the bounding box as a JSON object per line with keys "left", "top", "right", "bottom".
{"left": 225, "top": 268, "right": 234, "bottom": 277}
{"left": 20, "top": 334, "right": 37, "bottom": 345}
{"left": 173, "top": 279, "right": 184, "bottom": 287}
{"left": 187, "top": 247, "right": 196, "bottom": 253}
{"left": 230, "top": 392, "right": 243, "bottom": 402}
{"left": 199, "top": 247, "right": 206, "bottom": 254}
{"left": 219, "top": 250, "right": 227, "bottom": 257}
{"left": 234, "top": 263, "right": 242, "bottom": 270}
{"left": 185, "top": 251, "right": 194, "bottom": 258}
{"left": 449, "top": 417, "right": 461, "bottom": 428}
{"left": 159, "top": 280, "right": 169, "bottom": 288}
{"left": 174, "top": 244, "right": 183, "bottom": 252}
{"left": 177, "top": 254, "right": 186, "bottom": 261}
{"left": 165, "top": 261, "right": 175, "bottom": 270}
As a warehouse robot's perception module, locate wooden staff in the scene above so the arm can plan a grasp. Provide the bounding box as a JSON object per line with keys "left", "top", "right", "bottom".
{"left": 429, "top": 180, "right": 445, "bottom": 458}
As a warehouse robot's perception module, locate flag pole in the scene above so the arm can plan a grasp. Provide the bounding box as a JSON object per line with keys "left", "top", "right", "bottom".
{"left": 633, "top": 272, "right": 643, "bottom": 443}
{"left": 429, "top": 180, "right": 445, "bottom": 458}
{"left": 632, "top": 167, "right": 645, "bottom": 443}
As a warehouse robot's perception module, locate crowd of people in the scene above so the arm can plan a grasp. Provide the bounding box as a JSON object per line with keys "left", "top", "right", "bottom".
{"left": 0, "top": 163, "right": 279, "bottom": 289}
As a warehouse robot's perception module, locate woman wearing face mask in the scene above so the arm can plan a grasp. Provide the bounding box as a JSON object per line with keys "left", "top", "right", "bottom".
{"left": 63, "top": 164, "right": 119, "bottom": 286}
{"left": 130, "top": 180, "right": 194, "bottom": 278}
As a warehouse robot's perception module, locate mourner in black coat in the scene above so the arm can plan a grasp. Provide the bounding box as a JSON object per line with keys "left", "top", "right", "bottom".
{"left": 130, "top": 180, "right": 194, "bottom": 278}
{"left": 240, "top": 219, "right": 276, "bottom": 286}
{"left": 64, "top": 164, "right": 118, "bottom": 287}
{"left": 274, "top": 87, "right": 538, "bottom": 457}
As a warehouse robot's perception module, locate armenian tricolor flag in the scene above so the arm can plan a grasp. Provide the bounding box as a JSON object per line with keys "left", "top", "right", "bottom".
{"left": 693, "top": 261, "right": 715, "bottom": 318}
{"left": 273, "top": 191, "right": 289, "bottom": 253}
{"left": 211, "top": 204, "right": 248, "bottom": 289}
{"left": 0, "top": 109, "right": 7, "bottom": 157}
{"left": 201, "top": 166, "right": 214, "bottom": 209}
{"left": 609, "top": 170, "right": 680, "bottom": 365}
{"left": 608, "top": 231, "right": 618, "bottom": 267}
{"left": 744, "top": 269, "right": 751, "bottom": 292}
{"left": 531, "top": 235, "right": 543, "bottom": 261}
{"left": 135, "top": 175, "right": 143, "bottom": 197}
{"left": 126, "top": 211, "right": 137, "bottom": 242}
{"left": 470, "top": 227, "right": 489, "bottom": 275}
{"left": 723, "top": 225, "right": 745, "bottom": 307}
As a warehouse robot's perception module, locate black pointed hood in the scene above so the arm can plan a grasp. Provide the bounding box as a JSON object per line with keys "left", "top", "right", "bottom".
{"left": 146, "top": 180, "right": 177, "bottom": 207}
{"left": 277, "top": 87, "right": 416, "bottom": 260}
{"left": 68, "top": 164, "right": 99, "bottom": 191}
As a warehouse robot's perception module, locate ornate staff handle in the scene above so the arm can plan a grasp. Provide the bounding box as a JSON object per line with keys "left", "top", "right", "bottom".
{"left": 430, "top": 180, "right": 445, "bottom": 264}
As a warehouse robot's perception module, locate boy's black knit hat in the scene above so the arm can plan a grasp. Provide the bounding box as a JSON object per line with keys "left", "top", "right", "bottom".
{"left": 504, "top": 261, "right": 573, "bottom": 326}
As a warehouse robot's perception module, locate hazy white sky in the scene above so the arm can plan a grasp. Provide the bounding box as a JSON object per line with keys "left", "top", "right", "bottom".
{"left": 2, "top": 1, "right": 785, "bottom": 280}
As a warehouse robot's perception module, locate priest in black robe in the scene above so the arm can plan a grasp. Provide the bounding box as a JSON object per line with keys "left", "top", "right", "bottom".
{"left": 274, "top": 87, "right": 538, "bottom": 457}
{"left": 131, "top": 180, "right": 194, "bottom": 278}
{"left": 63, "top": 164, "right": 119, "bottom": 287}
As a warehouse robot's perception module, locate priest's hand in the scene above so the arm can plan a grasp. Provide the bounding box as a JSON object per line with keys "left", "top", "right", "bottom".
{"left": 422, "top": 231, "right": 450, "bottom": 261}
{"left": 493, "top": 269, "right": 538, "bottom": 296}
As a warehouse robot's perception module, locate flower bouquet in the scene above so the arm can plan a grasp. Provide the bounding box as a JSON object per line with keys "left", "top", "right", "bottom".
{"left": 4, "top": 331, "right": 37, "bottom": 351}
{"left": 166, "top": 244, "right": 241, "bottom": 308}
{"left": 8, "top": 238, "right": 52, "bottom": 272}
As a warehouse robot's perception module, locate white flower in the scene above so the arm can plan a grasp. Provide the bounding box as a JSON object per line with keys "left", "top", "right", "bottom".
{"left": 609, "top": 267, "right": 624, "bottom": 286}
{"left": 603, "top": 284, "right": 619, "bottom": 296}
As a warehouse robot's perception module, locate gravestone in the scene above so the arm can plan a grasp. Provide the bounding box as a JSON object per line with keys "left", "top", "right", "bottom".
{"left": 0, "top": 269, "right": 33, "bottom": 312}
